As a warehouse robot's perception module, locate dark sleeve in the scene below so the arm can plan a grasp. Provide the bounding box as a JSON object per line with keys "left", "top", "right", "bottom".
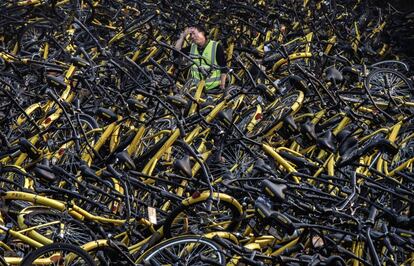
{"left": 173, "top": 46, "right": 191, "bottom": 58}
{"left": 216, "top": 43, "right": 228, "bottom": 73}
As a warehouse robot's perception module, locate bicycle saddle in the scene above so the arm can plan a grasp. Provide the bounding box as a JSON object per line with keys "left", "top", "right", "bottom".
{"left": 262, "top": 179, "right": 287, "bottom": 201}
{"left": 116, "top": 151, "right": 136, "bottom": 170}
{"left": 255, "top": 201, "right": 295, "bottom": 235}
{"left": 337, "top": 130, "right": 358, "bottom": 157}
{"left": 80, "top": 164, "right": 102, "bottom": 182}
{"left": 167, "top": 95, "right": 187, "bottom": 109}
{"left": 218, "top": 109, "right": 233, "bottom": 124}
{"left": 255, "top": 201, "right": 275, "bottom": 221}
{"left": 279, "top": 151, "right": 319, "bottom": 170}
{"left": 19, "top": 138, "right": 40, "bottom": 160}
{"left": 70, "top": 56, "right": 90, "bottom": 68}
{"left": 46, "top": 75, "right": 67, "bottom": 88}
{"left": 317, "top": 130, "right": 336, "bottom": 152}
{"left": 50, "top": 165, "right": 73, "bottom": 178}
{"left": 113, "top": 131, "right": 136, "bottom": 154}
{"left": 127, "top": 98, "right": 148, "bottom": 113}
{"left": 300, "top": 120, "right": 317, "bottom": 141}
{"left": 283, "top": 114, "right": 298, "bottom": 132}
{"left": 338, "top": 139, "right": 398, "bottom": 167}
{"left": 339, "top": 137, "right": 358, "bottom": 158}
{"left": 336, "top": 129, "right": 352, "bottom": 145}
{"left": 253, "top": 158, "right": 274, "bottom": 174}
{"left": 173, "top": 155, "right": 192, "bottom": 178}
{"left": 325, "top": 67, "right": 343, "bottom": 83}
{"left": 96, "top": 107, "right": 118, "bottom": 122}
{"left": 33, "top": 164, "right": 57, "bottom": 182}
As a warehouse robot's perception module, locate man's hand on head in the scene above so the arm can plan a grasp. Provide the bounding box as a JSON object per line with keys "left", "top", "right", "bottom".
{"left": 183, "top": 27, "right": 194, "bottom": 37}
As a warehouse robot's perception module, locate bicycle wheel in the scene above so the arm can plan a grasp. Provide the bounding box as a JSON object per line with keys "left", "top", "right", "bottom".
{"left": 86, "top": 244, "right": 130, "bottom": 266}
{"left": 19, "top": 207, "right": 97, "bottom": 246}
{"left": 163, "top": 192, "right": 243, "bottom": 238}
{"left": 0, "top": 165, "right": 29, "bottom": 191}
{"left": 134, "top": 120, "right": 173, "bottom": 170}
{"left": 364, "top": 68, "right": 413, "bottom": 111}
{"left": 136, "top": 235, "right": 225, "bottom": 265}
{"left": 208, "top": 139, "right": 260, "bottom": 181}
{"left": 234, "top": 105, "right": 262, "bottom": 135}
{"left": 18, "top": 23, "right": 49, "bottom": 56}
{"left": 50, "top": 113, "right": 100, "bottom": 173}
{"left": 52, "top": 0, "right": 94, "bottom": 24}
{"left": 20, "top": 242, "right": 96, "bottom": 266}
{"left": 370, "top": 60, "right": 409, "bottom": 73}
{"left": 154, "top": 138, "right": 192, "bottom": 177}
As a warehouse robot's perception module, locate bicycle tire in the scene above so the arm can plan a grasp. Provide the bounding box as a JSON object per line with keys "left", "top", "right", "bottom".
{"left": 235, "top": 106, "right": 260, "bottom": 135}
{"left": 13, "top": 102, "right": 45, "bottom": 142}
{"left": 364, "top": 68, "right": 413, "bottom": 111}
{"left": 52, "top": 0, "right": 95, "bottom": 24}
{"left": 20, "top": 242, "right": 96, "bottom": 266}
{"left": 0, "top": 165, "right": 29, "bottom": 191}
{"left": 370, "top": 60, "right": 409, "bottom": 73}
{"left": 208, "top": 139, "right": 261, "bottom": 181}
{"left": 86, "top": 244, "right": 130, "bottom": 266}
{"left": 19, "top": 207, "right": 97, "bottom": 246}
{"left": 135, "top": 235, "right": 226, "bottom": 265}
{"left": 18, "top": 23, "right": 50, "bottom": 56}
{"left": 134, "top": 120, "right": 174, "bottom": 169}
{"left": 50, "top": 113, "right": 100, "bottom": 173}
{"left": 18, "top": 21, "right": 65, "bottom": 60}
{"left": 163, "top": 192, "right": 243, "bottom": 239}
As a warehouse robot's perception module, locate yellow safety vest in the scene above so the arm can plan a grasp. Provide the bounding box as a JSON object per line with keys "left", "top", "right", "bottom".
{"left": 189, "top": 40, "right": 221, "bottom": 90}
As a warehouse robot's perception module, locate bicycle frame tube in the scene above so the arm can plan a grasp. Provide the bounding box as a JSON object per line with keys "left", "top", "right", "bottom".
{"left": 181, "top": 192, "right": 243, "bottom": 215}
{"left": 272, "top": 52, "right": 312, "bottom": 72}
{"left": 262, "top": 144, "right": 300, "bottom": 183}
{"left": 188, "top": 80, "right": 206, "bottom": 116}
{"left": 142, "top": 128, "right": 180, "bottom": 176}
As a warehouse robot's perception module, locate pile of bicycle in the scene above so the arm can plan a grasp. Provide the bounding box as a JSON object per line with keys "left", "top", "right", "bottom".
{"left": 0, "top": 0, "right": 413, "bottom": 265}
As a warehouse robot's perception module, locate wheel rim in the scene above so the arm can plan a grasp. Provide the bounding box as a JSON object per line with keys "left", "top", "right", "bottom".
{"left": 367, "top": 70, "right": 413, "bottom": 108}
{"left": 143, "top": 238, "right": 224, "bottom": 265}
{"left": 167, "top": 200, "right": 240, "bottom": 237}
{"left": 50, "top": 115, "right": 99, "bottom": 173}
{"left": 209, "top": 141, "right": 257, "bottom": 181}
{"left": 25, "top": 211, "right": 96, "bottom": 245}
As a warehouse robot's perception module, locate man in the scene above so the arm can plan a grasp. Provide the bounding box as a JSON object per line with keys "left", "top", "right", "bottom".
{"left": 175, "top": 24, "right": 227, "bottom": 92}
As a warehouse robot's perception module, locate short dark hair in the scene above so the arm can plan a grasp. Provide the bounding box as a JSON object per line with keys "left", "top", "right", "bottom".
{"left": 192, "top": 24, "right": 207, "bottom": 36}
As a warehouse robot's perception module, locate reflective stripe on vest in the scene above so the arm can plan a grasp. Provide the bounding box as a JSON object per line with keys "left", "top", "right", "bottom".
{"left": 189, "top": 40, "right": 221, "bottom": 90}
